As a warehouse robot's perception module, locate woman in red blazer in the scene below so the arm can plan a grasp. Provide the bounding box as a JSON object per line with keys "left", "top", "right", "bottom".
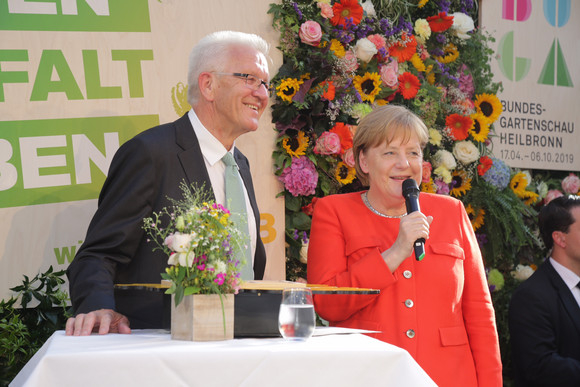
{"left": 307, "top": 105, "right": 502, "bottom": 387}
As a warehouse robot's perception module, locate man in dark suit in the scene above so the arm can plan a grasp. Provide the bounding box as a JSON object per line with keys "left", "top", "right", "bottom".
{"left": 509, "top": 194, "right": 580, "bottom": 386}
{"left": 65, "top": 31, "right": 270, "bottom": 335}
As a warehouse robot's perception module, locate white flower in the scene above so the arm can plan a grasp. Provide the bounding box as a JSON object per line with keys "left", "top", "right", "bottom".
{"left": 361, "top": 0, "right": 376, "bottom": 17}
{"left": 537, "top": 181, "right": 549, "bottom": 199}
{"left": 451, "top": 12, "right": 475, "bottom": 40}
{"left": 521, "top": 170, "right": 532, "bottom": 187}
{"left": 210, "top": 260, "right": 227, "bottom": 274}
{"left": 299, "top": 241, "right": 309, "bottom": 264}
{"left": 453, "top": 141, "right": 480, "bottom": 164}
{"left": 165, "top": 232, "right": 194, "bottom": 253}
{"left": 168, "top": 251, "right": 195, "bottom": 267}
{"left": 354, "top": 38, "right": 378, "bottom": 63}
{"left": 511, "top": 264, "right": 535, "bottom": 281}
{"left": 433, "top": 149, "right": 457, "bottom": 170}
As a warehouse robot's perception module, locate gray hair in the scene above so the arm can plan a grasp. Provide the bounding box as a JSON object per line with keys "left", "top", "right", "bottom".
{"left": 187, "top": 31, "right": 270, "bottom": 105}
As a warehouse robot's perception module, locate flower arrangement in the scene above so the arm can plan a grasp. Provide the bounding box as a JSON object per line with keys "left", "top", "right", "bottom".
{"left": 143, "top": 182, "right": 245, "bottom": 306}
{"left": 267, "top": 0, "right": 542, "bottom": 281}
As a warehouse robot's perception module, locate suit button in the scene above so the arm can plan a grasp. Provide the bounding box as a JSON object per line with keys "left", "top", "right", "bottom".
{"left": 404, "top": 299, "right": 414, "bottom": 308}
{"left": 406, "top": 329, "right": 416, "bottom": 338}
{"left": 403, "top": 270, "right": 412, "bottom": 279}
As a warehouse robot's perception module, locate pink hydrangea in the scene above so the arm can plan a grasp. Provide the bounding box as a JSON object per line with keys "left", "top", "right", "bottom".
{"left": 278, "top": 156, "right": 319, "bottom": 197}
{"left": 561, "top": 173, "right": 580, "bottom": 194}
{"left": 314, "top": 132, "right": 341, "bottom": 155}
{"left": 545, "top": 189, "right": 564, "bottom": 204}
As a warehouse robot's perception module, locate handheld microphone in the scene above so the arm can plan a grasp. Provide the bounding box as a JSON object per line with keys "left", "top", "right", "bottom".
{"left": 402, "top": 178, "right": 425, "bottom": 261}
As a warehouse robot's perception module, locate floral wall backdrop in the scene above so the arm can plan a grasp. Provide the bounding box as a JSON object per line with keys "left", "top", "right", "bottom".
{"left": 268, "top": 0, "right": 580, "bottom": 382}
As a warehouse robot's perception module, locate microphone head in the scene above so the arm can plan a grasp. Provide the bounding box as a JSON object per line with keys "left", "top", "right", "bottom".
{"left": 402, "top": 178, "right": 419, "bottom": 198}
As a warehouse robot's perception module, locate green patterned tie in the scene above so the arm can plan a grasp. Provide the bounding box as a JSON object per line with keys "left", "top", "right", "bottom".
{"left": 222, "top": 152, "right": 253, "bottom": 280}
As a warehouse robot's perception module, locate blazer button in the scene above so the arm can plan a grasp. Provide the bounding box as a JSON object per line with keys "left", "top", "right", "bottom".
{"left": 403, "top": 270, "right": 412, "bottom": 279}
{"left": 404, "top": 299, "right": 414, "bottom": 308}
{"left": 406, "top": 329, "right": 416, "bottom": 338}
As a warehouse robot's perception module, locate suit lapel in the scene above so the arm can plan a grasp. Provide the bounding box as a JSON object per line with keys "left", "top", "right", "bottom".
{"left": 173, "top": 114, "right": 215, "bottom": 200}
{"left": 545, "top": 261, "right": 580, "bottom": 334}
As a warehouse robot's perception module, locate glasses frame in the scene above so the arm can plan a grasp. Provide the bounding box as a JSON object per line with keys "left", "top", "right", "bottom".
{"left": 213, "top": 72, "right": 272, "bottom": 96}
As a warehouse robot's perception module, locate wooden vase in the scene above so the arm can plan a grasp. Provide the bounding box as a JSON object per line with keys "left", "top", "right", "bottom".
{"left": 171, "top": 293, "right": 234, "bottom": 341}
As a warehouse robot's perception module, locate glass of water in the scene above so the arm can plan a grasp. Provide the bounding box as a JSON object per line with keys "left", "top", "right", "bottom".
{"left": 278, "top": 287, "right": 316, "bottom": 341}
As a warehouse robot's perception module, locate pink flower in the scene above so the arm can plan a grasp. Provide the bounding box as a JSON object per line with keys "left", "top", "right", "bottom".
{"left": 299, "top": 21, "right": 322, "bottom": 47}
{"left": 342, "top": 148, "right": 355, "bottom": 168}
{"left": 278, "top": 156, "right": 319, "bottom": 197}
{"left": 314, "top": 132, "right": 341, "bottom": 155}
{"left": 422, "top": 161, "right": 432, "bottom": 183}
{"left": 545, "top": 189, "right": 564, "bottom": 204}
{"left": 366, "top": 34, "right": 387, "bottom": 51}
{"left": 561, "top": 173, "right": 580, "bottom": 194}
{"left": 379, "top": 60, "right": 398, "bottom": 89}
{"left": 317, "top": 2, "right": 334, "bottom": 18}
{"left": 341, "top": 50, "right": 359, "bottom": 72}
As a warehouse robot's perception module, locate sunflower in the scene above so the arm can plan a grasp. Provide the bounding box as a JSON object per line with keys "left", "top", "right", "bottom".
{"left": 276, "top": 78, "right": 303, "bottom": 103}
{"left": 426, "top": 70, "right": 436, "bottom": 85}
{"left": 410, "top": 53, "right": 426, "bottom": 72}
{"left": 450, "top": 170, "right": 472, "bottom": 197}
{"left": 330, "top": 39, "right": 346, "bottom": 57}
{"left": 474, "top": 93, "right": 503, "bottom": 123}
{"left": 398, "top": 72, "right": 421, "bottom": 99}
{"left": 427, "top": 12, "right": 454, "bottom": 32}
{"left": 469, "top": 112, "right": 491, "bottom": 142}
{"left": 421, "top": 177, "right": 437, "bottom": 193}
{"left": 418, "top": 0, "right": 429, "bottom": 7}
{"left": 445, "top": 113, "right": 473, "bottom": 141}
{"left": 435, "top": 43, "right": 459, "bottom": 64}
{"left": 330, "top": 0, "right": 363, "bottom": 28}
{"left": 510, "top": 172, "right": 529, "bottom": 197}
{"left": 388, "top": 33, "right": 417, "bottom": 62}
{"left": 353, "top": 72, "right": 382, "bottom": 103}
{"left": 466, "top": 204, "right": 485, "bottom": 231}
{"left": 282, "top": 131, "right": 309, "bottom": 157}
{"left": 523, "top": 191, "right": 540, "bottom": 206}
{"left": 335, "top": 161, "right": 357, "bottom": 185}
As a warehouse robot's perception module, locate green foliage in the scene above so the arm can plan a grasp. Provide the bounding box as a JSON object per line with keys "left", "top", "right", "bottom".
{"left": 0, "top": 267, "right": 69, "bottom": 386}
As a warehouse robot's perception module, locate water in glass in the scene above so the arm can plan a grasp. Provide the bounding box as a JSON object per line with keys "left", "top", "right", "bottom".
{"left": 278, "top": 288, "right": 315, "bottom": 341}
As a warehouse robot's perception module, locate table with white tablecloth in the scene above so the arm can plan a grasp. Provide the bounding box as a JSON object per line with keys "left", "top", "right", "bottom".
{"left": 10, "top": 328, "right": 436, "bottom": 387}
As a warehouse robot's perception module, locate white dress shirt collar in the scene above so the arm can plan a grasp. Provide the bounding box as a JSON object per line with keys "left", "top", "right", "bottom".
{"left": 187, "top": 109, "right": 235, "bottom": 164}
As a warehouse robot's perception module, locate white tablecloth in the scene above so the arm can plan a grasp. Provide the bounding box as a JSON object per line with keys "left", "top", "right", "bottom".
{"left": 11, "top": 329, "right": 436, "bottom": 387}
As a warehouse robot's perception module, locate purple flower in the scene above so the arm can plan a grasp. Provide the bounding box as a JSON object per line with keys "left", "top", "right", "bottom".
{"left": 278, "top": 156, "right": 318, "bottom": 196}
{"left": 434, "top": 178, "right": 450, "bottom": 195}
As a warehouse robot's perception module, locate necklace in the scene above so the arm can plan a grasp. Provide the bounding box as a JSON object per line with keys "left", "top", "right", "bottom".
{"left": 361, "top": 192, "right": 407, "bottom": 219}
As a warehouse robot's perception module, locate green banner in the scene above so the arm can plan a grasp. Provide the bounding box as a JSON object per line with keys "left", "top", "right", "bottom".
{"left": 0, "top": 0, "right": 151, "bottom": 32}
{"left": 0, "top": 114, "right": 159, "bottom": 208}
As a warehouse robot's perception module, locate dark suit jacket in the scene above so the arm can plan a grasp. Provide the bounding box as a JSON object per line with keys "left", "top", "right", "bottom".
{"left": 67, "top": 113, "right": 267, "bottom": 328}
{"left": 509, "top": 260, "right": 580, "bottom": 386}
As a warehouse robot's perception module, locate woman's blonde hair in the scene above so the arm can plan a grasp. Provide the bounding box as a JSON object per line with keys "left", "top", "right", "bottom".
{"left": 353, "top": 105, "right": 429, "bottom": 186}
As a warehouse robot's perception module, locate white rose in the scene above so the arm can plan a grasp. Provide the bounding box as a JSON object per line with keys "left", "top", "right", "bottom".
{"left": 453, "top": 141, "right": 480, "bottom": 164}
{"left": 511, "top": 264, "right": 535, "bottom": 281}
{"left": 165, "top": 232, "right": 193, "bottom": 252}
{"left": 433, "top": 149, "right": 457, "bottom": 170}
{"left": 355, "top": 38, "right": 378, "bottom": 63}
{"left": 361, "top": 0, "right": 376, "bottom": 17}
{"left": 451, "top": 12, "right": 475, "bottom": 40}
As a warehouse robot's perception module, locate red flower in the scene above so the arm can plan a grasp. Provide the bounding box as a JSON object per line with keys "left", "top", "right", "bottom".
{"left": 446, "top": 113, "right": 473, "bottom": 140}
{"left": 330, "top": 0, "right": 363, "bottom": 28}
{"left": 301, "top": 197, "right": 319, "bottom": 216}
{"left": 427, "top": 12, "right": 454, "bottom": 32}
{"left": 398, "top": 72, "right": 421, "bottom": 99}
{"left": 329, "top": 122, "right": 354, "bottom": 154}
{"left": 388, "top": 33, "right": 417, "bottom": 62}
{"left": 321, "top": 80, "right": 336, "bottom": 101}
{"left": 478, "top": 156, "right": 493, "bottom": 176}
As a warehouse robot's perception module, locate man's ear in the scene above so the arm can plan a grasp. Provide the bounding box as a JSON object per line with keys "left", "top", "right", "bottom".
{"left": 552, "top": 230, "right": 567, "bottom": 249}
{"left": 198, "top": 72, "right": 216, "bottom": 102}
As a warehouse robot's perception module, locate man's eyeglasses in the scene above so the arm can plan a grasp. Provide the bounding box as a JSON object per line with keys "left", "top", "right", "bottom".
{"left": 214, "top": 72, "right": 272, "bottom": 96}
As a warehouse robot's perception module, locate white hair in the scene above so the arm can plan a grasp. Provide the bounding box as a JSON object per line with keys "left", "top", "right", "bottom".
{"left": 187, "top": 30, "right": 270, "bottom": 105}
